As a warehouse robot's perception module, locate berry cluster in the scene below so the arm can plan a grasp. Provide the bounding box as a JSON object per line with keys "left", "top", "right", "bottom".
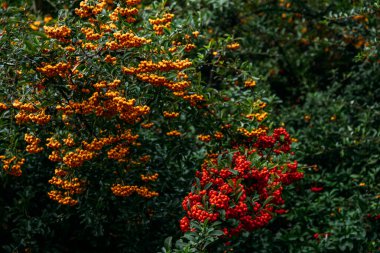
{"left": 166, "top": 130, "right": 182, "bottom": 137}
{"left": 237, "top": 126, "right": 267, "bottom": 138}
{"left": 111, "top": 184, "right": 159, "bottom": 198}
{"left": 24, "top": 133, "right": 44, "bottom": 154}
{"left": 75, "top": 0, "right": 106, "bottom": 18}
{"left": 140, "top": 173, "right": 159, "bottom": 182}
{"left": 81, "top": 27, "right": 103, "bottom": 41}
{"left": 180, "top": 128, "right": 303, "bottom": 237}
{"left": 0, "top": 156, "right": 25, "bottom": 176}
{"left": 110, "top": 6, "right": 139, "bottom": 23}
{"left": 43, "top": 25, "right": 72, "bottom": 42}
{"left": 244, "top": 79, "right": 256, "bottom": 88}
{"left": 149, "top": 13, "right": 175, "bottom": 35}
{"left": 163, "top": 111, "right": 180, "bottom": 118}
{"left": 0, "top": 102, "right": 8, "bottom": 110}
{"left": 197, "top": 134, "right": 212, "bottom": 142}
{"left": 36, "top": 62, "right": 71, "bottom": 77}
{"left": 226, "top": 42, "right": 240, "bottom": 50}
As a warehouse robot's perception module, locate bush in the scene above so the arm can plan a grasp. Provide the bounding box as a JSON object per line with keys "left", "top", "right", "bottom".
{"left": 0, "top": 0, "right": 302, "bottom": 252}
{"left": 169, "top": 0, "right": 380, "bottom": 252}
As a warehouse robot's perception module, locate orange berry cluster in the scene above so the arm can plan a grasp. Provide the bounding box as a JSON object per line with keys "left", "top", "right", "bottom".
{"left": 81, "top": 135, "right": 119, "bottom": 151}
{"left": 184, "top": 43, "right": 196, "bottom": 52}
{"left": 56, "top": 92, "right": 149, "bottom": 124}
{"left": 165, "top": 81, "right": 190, "bottom": 92}
{"left": 192, "top": 31, "right": 200, "bottom": 38}
{"left": 166, "top": 130, "right": 182, "bottom": 137}
{"left": 54, "top": 168, "right": 67, "bottom": 177}
{"left": 140, "top": 173, "right": 159, "bottom": 182}
{"left": 226, "top": 42, "right": 240, "bottom": 50}
{"left": 0, "top": 102, "right": 8, "bottom": 110}
{"left": 110, "top": 6, "right": 139, "bottom": 23}
{"left": 246, "top": 112, "right": 268, "bottom": 122}
{"left": 81, "top": 27, "right": 103, "bottom": 41}
{"left": 49, "top": 176, "right": 84, "bottom": 195}
{"left": 177, "top": 71, "right": 189, "bottom": 79}
{"left": 30, "top": 20, "right": 42, "bottom": 31}
{"left": 126, "top": 0, "right": 141, "bottom": 5}
{"left": 106, "top": 79, "right": 122, "bottom": 88}
{"left": 104, "top": 54, "right": 117, "bottom": 64}
{"left": 14, "top": 112, "right": 30, "bottom": 124}
{"left": 237, "top": 127, "right": 268, "bottom": 138}
{"left": 62, "top": 149, "right": 95, "bottom": 168}
{"left": 47, "top": 190, "right": 78, "bottom": 206}
{"left": 0, "top": 156, "right": 25, "bottom": 176}
{"left": 63, "top": 134, "right": 75, "bottom": 147}
{"left": 36, "top": 62, "right": 71, "bottom": 77}
{"left": 214, "top": 131, "right": 224, "bottom": 140}
{"left": 244, "top": 79, "right": 256, "bottom": 88}
{"left": 182, "top": 94, "right": 205, "bottom": 106}
{"left": 134, "top": 73, "right": 194, "bottom": 93}
{"left": 133, "top": 73, "right": 168, "bottom": 86}
{"left": 64, "top": 45, "right": 76, "bottom": 52}
{"left": 112, "top": 97, "right": 150, "bottom": 123}
{"left": 119, "top": 129, "right": 140, "bottom": 142}
{"left": 122, "top": 59, "right": 192, "bottom": 74}
{"left": 12, "top": 100, "right": 38, "bottom": 112}
{"left": 24, "top": 133, "right": 44, "bottom": 154}
{"left": 43, "top": 25, "right": 72, "bottom": 41}
{"left": 49, "top": 150, "right": 63, "bottom": 162}
{"left": 82, "top": 42, "right": 98, "bottom": 51}
{"left": 149, "top": 13, "right": 175, "bottom": 35}
{"left": 163, "top": 111, "right": 180, "bottom": 118}
{"left": 47, "top": 129, "right": 139, "bottom": 168}
{"left": 46, "top": 137, "right": 62, "bottom": 149}
{"left": 97, "top": 23, "right": 115, "bottom": 34}
{"left": 197, "top": 134, "right": 212, "bottom": 142}
{"left": 111, "top": 184, "right": 159, "bottom": 198}
{"left": 28, "top": 110, "right": 52, "bottom": 125}
{"left": 139, "top": 155, "right": 151, "bottom": 163}
{"left": 141, "top": 122, "right": 154, "bottom": 129}
{"left": 256, "top": 100, "right": 267, "bottom": 109}
{"left": 107, "top": 143, "right": 130, "bottom": 162}
{"left": 106, "top": 32, "right": 151, "bottom": 50}
{"left": 75, "top": 0, "right": 107, "bottom": 18}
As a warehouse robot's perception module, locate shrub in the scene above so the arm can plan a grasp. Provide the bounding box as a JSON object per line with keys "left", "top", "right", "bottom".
{"left": 0, "top": 0, "right": 303, "bottom": 252}
{"left": 168, "top": 0, "right": 380, "bottom": 252}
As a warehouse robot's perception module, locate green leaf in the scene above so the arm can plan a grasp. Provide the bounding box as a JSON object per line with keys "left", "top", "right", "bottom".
{"left": 208, "top": 230, "right": 224, "bottom": 237}
{"left": 164, "top": 236, "right": 173, "bottom": 250}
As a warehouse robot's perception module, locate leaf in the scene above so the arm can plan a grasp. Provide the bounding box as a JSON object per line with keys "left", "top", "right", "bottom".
{"left": 183, "top": 233, "right": 195, "bottom": 242}
{"left": 262, "top": 196, "right": 274, "bottom": 208}
{"left": 204, "top": 182, "right": 213, "bottom": 190}
{"left": 208, "top": 230, "right": 224, "bottom": 237}
{"left": 164, "top": 236, "right": 173, "bottom": 250}
{"left": 235, "top": 189, "right": 244, "bottom": 202}
{"left": 195, "top": 177, "right": 201, "bottom": 190}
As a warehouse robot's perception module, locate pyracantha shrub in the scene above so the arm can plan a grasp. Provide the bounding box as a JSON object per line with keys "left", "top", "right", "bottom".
{"left": 180, "top": 127, "right": 303, "bottom": 238}
{"left": 0, "top": 0, "right": 275, "bottom": 207}
{"left": 0, "top": 0, "right": 209, "bottom": 205}
{"left": 0, "top": 0, "right": 305, "bottom": 251}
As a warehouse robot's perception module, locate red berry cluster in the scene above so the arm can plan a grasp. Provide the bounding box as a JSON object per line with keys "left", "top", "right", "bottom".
{"left": 254, "top": 127, "right": 292, "bottom": 154}
{"left": 180, "top": 128, "right": 303, "bottom": 237}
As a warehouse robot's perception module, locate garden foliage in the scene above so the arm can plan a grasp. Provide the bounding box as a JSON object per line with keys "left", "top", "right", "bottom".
{"left": 0, "top": 0, "right": 379, "bottom": 252}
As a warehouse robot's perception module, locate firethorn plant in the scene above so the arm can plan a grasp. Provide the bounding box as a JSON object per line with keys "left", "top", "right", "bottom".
{"left": 180, "top": 127, "right": 303, "bottom": 240}
{"left": 0, "top": 0, "right": 303, "bottom": 248}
